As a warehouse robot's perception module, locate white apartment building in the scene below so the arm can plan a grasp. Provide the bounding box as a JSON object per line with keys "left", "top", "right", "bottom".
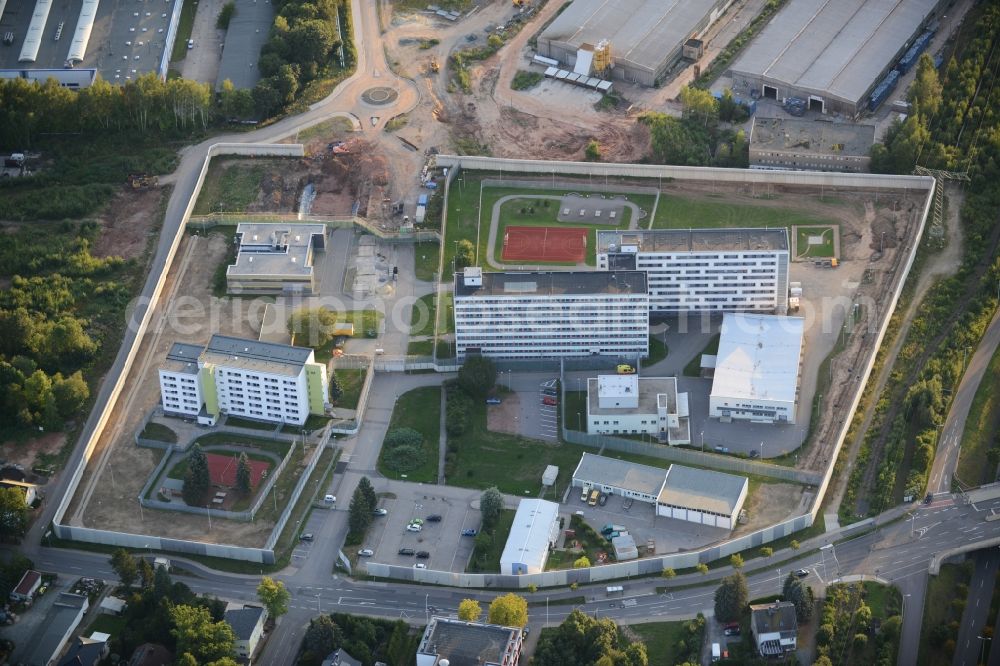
{"left": 586, "top": 375, "right": 691, "bottom": 444}
{"left": 596, "top": 228, "right": 789, "bottom": 313}
{"left": 453, "top": 268, "right": 649, "bottom": 359}
{"left": 158, "top": 335, "right": 329, "bottom": 427}
{"left": 709, "top": 313, "right": 804, "bottom": 424}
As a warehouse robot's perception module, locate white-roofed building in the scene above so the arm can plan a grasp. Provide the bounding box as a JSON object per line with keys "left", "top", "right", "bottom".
{"left": 226, "top": 223, "right": 327, "bottom": 295}
{"left": 586, "top": 375, "right": 690, "bottom": 444}
{"left": 709, "top": 313, "right": 804, "bottom": 424}
{"left": 499, "top": 499, "right": 561, "bottom": 575}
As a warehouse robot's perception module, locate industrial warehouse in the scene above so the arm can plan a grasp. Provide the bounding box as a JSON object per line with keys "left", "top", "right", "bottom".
{"left": 571, "top": 454, "right": 749, "bottom": 530}
{"left": 709, "top": 313, "right": 805, "bottom": 424}
{"left": 536, "top": 0, "right": 735, "bottom": 87}
{"left": 728, "top": 0, "right": 943, "bottom": 116}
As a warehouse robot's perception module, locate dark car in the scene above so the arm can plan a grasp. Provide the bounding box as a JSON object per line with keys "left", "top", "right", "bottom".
{"left": 748, "top": 450, "right": 760, "bottom": 459}
{"left": 416, "top": 551, "right": 430, "bottom": 559}
{"left": 924, "top": 493, "right": 934, "bottom": 504}
{"left": 398, "top": 548, "right": 415, "bottom": 556}
{"left": 299, "top": 533, "right": 314, "bottom": 541}
{"left": 426, "top": 514, "right": 443, "bottom": 522}
{"left": 372, "top": 508, "right": 388, "bottom": 516}
{"left": 598, "top": 493, "right": 608, "bottom": 506}
{"left": 541, "top": 388, "right": 557, "bottom": 396}
{"left": 462, "top": 528, "right": 478, "bottom": 537}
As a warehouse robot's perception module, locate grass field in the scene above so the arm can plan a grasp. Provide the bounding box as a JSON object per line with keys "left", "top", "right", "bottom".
{"left": 333, "top": 368, "right": 365, "bottom": 410}
{"left": 466, "top": 508, "right": 515, "bottom": 573}
{"left": 652, "top": 194, "right": 840, "bottom": 230}
{"left": 410, "top": 294, "right": 437, "bottom": 337}
{"left": 957, "top": 343, "right": 1000, "bottom": 485}
{"left": 139, "top": 422, "right": 178, "bottom": 443}
{"left": 407, "top": 340, "right": 435, "bottom": 355}
{"left": 795, "top": 225, "right": 837, "bottom": 259}
{"left": 192, "top": 159, "right": 271, "bottom": 215}
{"left": 377, "top": 387, "right": 441, "bottom": 484}
{"left": 442, "top": 178, "right": 656, "bottom": 280}
{"left": 630, "top": 621, "right": 701, "bottom": 666}
{"left": 643, "top": 335, "right": 668, "bottom": 367}
{"left": 170, "top": 0, "right": 198, "bottom": 62}
{"left": 415, "top": 241, "right": 440, "bottom": 282}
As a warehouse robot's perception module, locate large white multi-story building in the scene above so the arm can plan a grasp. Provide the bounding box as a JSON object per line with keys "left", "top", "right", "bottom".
{"left": 709, "top": 313, "right": 804, "bottom": 424}
{"left": 596, "top": 228, "right": 789, "bottom": 314}
{"left": 453, "top": 268, "right": 649, "bottom": 359}
{"left": 158, "top": 335, "right": 329, "bottom": 426}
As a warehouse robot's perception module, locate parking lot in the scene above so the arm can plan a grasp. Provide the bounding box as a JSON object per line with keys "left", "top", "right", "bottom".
{"left": 94, "top": 0, "right": 174, "bottom": 82}
{"left": 361, "top": 483, "right": 482, "bottom": 573}
{"left": 499, "top": 374, "right": 561, "bottom": 442}
{"left": 568, "top": 490, "right": 730, "bottom": 554}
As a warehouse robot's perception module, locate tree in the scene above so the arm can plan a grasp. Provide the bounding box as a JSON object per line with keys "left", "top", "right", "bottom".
{"left": 287, "top": 307, "right": 338, "bottom": 348}
{"left": 714, "top": 571, "right": 749, "bottom": 622}
{"left": 908, "top": 54, "right": 943, "bottom": 118}
{"left": 110, "top": 548, "right": 139, "bottom": 589}
{"left": 52, "top": 371, "right": 89, "bottom": 418}
{"left": 783, "top": 573, "right": 814, "bottom": 623}
{"left": 357, "top": 476, "right": 378, "bottom": 513}
{"left": 790, "top": 540, "right": 800, "bottom": 550}
{"left": 170, "top": 604, "right": 236, "bottom": 663}
{"left": 235, "top": 452, "right": 252, "bottom": 495}
{"left": 349, "top": 486, "right": 373, "bottom": 535}
{"left": 480, "top": 486, "right": 504, "bottom": 531}
{"left": 679, "top": 86, "right": 719, "bottom": 127}
{"left": 256, "top": 576, "right": 290, "bottom": 618}
{"left": 573, "top": 555, "right": 591, "bottom": 568}
{"left": 329, "top": 372, "right": 343, "bottom": 402}
{"left": 662, "top": 567, "right": 676, "bottom": 579}
{"left": 533, "top": 609, "right": 648, "bottom": 666}
{"left": 182, "top": 443, "right": 210, "bottom": 506}
{"left": 138, "top": 557, "right": 155, "bottom": 589}
{"left": 487, "top": 593, "right": 528, "bottom": 627}
{"left": 760, "top": 547, "right": 773, "bottom": 558}
{"left": 584, "top": 139, "right": 602, "bottom": 161}
{"left": 813, "top": 657, "right": 834, "bottom": 666}
{"left": 381, "top": 444, "right": 426, "bottom": 473}
{"left": 454, "top": 239, "right": 476, "bottom": 271}
{"left": 384, "top": 427, "right": 423, "bottom": 451}
{"left": 730, "top": 553, "right": 744, "bottom": 569}
{"left": 458, "top": 356, "right": 497, "bottom": 397}
{"left": 0, "top": 487, "right": 28, "bottom": 541}
{"left": 696, "top": 563, "right": 709, "bottom": 575}
{"left": 303, "top": 615, "right": 341, "bottom": 660}
{"left": 216, "top": 1, "right": 236, "bottom": 29}
{"left": 458, "top": 599, "right": 482, "bottom": 621}
{"left": 154, "top": 562, "right": 173, "bottom": 597}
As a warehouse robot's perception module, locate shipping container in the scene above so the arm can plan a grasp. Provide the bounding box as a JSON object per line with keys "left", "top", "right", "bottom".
{"left": 868, "top": 69, "right": 900, "bottom": 112}
{"left": 897, "top": 29, "right": 934, "bottom": 75}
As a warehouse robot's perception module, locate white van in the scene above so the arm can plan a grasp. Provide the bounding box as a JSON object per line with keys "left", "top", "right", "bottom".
{"left": 711, "top": 642, "right": 721, "bottom": 662}
{"left": 374, "top": 348, "right": 385, "bottom": 355}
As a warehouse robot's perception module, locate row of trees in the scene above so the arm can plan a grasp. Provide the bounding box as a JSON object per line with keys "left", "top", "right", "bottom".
{"left": 456, "top": 592, "right": 529, "bottom": 627}
{"left": 815, "top": 583, "right": 900, "bottom": 666}
{"left": 641, "top": 86, "right": 750, "bottom": 168}
{"left": 301, "top": 613, "right": 416, "bottom": 666}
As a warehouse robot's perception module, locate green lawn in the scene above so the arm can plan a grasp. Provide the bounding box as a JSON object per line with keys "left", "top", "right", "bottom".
{"left": 407, "top": 340, "right": 435, "bottom": 355}
{"left": 683, "top": 333, "right": 720, "bottom": 376}
{"left": 918, "top": 561, "right": 974, "bottom": 665}
{"left": 377, "top": 386, "right": 441, "bottom": 484}
{"left": 192, "top": 159, "right": 270, "bottom": 215}
{"left": 442, "top": 177, "right": 656, "bottom": 280}
{"left": 652, "top": 194, "right": 840, "bottom": 230}
{"left": 415, "top": 241, "right": 440, "bottom": 282}
{"left": 630, "top": 620, "right": 701, "bottom": 666}
{"left": 410, "top": 294, "right": 437, "bottom": 336}
{"left": 795, "top": 225, "right": 837, "bottom": 259}
{"left": 466, "top": 508, "right": 515, "bottom": 572}
{"left": 643, "top": 335, "right": 668, "bottom": 367}
{"left": 191, "top": 432, "right": 293, "bottom": 457}
{"left": 170, "top": 0, "right": 198, "bottom": 62}
{"left": 139, "top": 422, "right": 177, "bottom": 443}
{"left": 437, "top": 292, "right": 454, "bottom": 335}
{"left": 564, "top": 390, "right": 587, "bottom": 432}
{"left": 957, "top": 343, "right": 1000, "bottom": 485}
{"left": 87, "top": 613, "right": 128, "bottom": 637}
{"left": 333, "top": 368, "right": 365, "bottom": 410}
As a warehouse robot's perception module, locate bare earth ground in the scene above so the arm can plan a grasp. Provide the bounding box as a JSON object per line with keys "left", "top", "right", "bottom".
{"left": 486, "top": 392, "right": 521, "bottom": 435}
{"left": 65, "top": 232, "right": 282, "bottom": 546}
{"left": 734, "top": 483, "right": 809, "bottom": 537}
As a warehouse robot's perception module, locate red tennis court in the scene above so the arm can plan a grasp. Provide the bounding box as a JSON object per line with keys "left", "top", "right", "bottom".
{"left": 502, "top": 226, "right": 588, "bottom": 262}
{"left": 205, "top": 452, "right": 271, "bottom": 489}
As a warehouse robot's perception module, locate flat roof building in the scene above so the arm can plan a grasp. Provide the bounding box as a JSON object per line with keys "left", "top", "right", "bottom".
{"left": 416, "top": 616, "right": 524, "bottom": 666}
{"left": 729, "top": 0, "right": 943, "bottom": 116}
{"left": 226, "top": 223, "right": 327, "bottom": 295}
{"left": 453, "top": 270, "right": 649, "bottom": 359}
{"left": 710, "top": 313, "right": 804, "bottom": 424}
{"left": 586, "top": 375, "right": 690, "bottom": 444}
{"left": 500, "top": 499, "right": 561, "bottom": 575}
{"left": 537, "top": 0, "right": 736, "bottom": 86}
{"left": 571, "top": 454, "right": 748, "bottom": 530}
{"left": 749, "top": 117, "right": 877, "bottom": 172}
{"left": 597, "top": 229, "right": 789, "bottom": 314}
{"left": 158, "top": 334, "right": 329, "bottom": 426}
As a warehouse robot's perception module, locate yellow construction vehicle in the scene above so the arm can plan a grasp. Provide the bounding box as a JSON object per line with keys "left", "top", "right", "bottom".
{"left": 429, "top": 57, "right": 439, "bottom": 73}
{"left": 127, "top": 173, "right": 158, "bottom": 189}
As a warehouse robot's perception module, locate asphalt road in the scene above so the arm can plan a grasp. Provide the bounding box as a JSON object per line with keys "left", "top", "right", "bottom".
{"left": 930, "top": 308, "right": 1000, "bottom": 492}
{"left": 953, "top": 550, "right": 999, "bottom": 666}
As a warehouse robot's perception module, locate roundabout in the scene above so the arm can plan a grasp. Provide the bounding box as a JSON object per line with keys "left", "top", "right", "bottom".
{"left": 361, "top": 86, "right": 399, "bottom": 106}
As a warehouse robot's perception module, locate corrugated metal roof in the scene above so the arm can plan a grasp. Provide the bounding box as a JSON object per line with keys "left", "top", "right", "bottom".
{"left": 730, "top": 0, "right": 939, "bottom": 105}
{"left": 658, "top": 464, "right": 748, "bottom": 515}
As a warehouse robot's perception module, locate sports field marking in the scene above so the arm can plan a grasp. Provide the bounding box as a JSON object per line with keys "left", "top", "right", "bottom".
{"left": 793, "top": 225, "right": 837, "bottom": 260}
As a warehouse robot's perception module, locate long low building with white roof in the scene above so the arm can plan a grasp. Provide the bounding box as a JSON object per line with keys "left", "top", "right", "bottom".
{"left": 709, "top": 313, "right": 804, "bottom": 424}
{"left": 499, "top": 499, "right": 561, "bottom": 575}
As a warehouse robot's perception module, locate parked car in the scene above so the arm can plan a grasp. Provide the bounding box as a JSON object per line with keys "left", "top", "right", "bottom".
{"left": 372, "top": 508, "right": 388, "bottom": 516}
{"left": 794, "top": 569, "right": 809, "bottom": 578}
{"left": 723, "top": 622, "right": 740, "bottom": 636}
{"left": 409, "top": 518, "right": 424, "bottom": 525}
{"left": 358, "top": 549, "right": 374, "bottom": 557}
{"left": 406, "top": 524, "right": 422, "bottom": 532}
{"left": 462, "top": 528, "right": 478, "bottom": 537}
{"left": 617, "top": 364, "right": 636, "bottom": 374}
{"left": 541, "top": 388, "right": 557, "bottom": 396}
{"left": 398, "top": 548, "right": 415, "bottom": 556}
{"left": 486, "top": 397, "right": 502, "bottom": 405}
{"left": 426, "top": 514, "right": 442, "bottom": 522}
{"left": 324, "top": 494, "right": 336, "bottom": 503}
{"left": 416, "top": 551, "right": 430, "bottom": 559}
{"left": 714, "top": 446, "right": 730, "bottom": 454}
{"left": 598, "top": 493, "right": 608, "bottom": 506}
{"left": 413, "top": 563, "right": 427, "bottom": 569}
{"left": 542, "top": 396, "right": 557, "bottom": 406}
{"left": 581, "top": 484, "right": 592, "bottom": 502}
{"left": 186, "top": 38, "right": 193, "bottom": 49}
{"left": 924, "top": 493, "right": 934, "bottom": 504}
{"left": 748, "top": 450, "right": 760, "bottom": 459}
{"left": 300, "top": 533, "right": 314, "bottom": 541}
{"left": 623, "top": 497, "right": 634, "bottom": 511}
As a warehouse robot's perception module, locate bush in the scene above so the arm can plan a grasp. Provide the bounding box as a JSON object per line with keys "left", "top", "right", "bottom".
{"left": 381, "top": 444, "right": 425, "bottom": 473}
{"left": 510, "top": 70, "right": 542, "bottom": 91}
{"left": 217, "top": 2, "right": 236, "bottom": 29}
